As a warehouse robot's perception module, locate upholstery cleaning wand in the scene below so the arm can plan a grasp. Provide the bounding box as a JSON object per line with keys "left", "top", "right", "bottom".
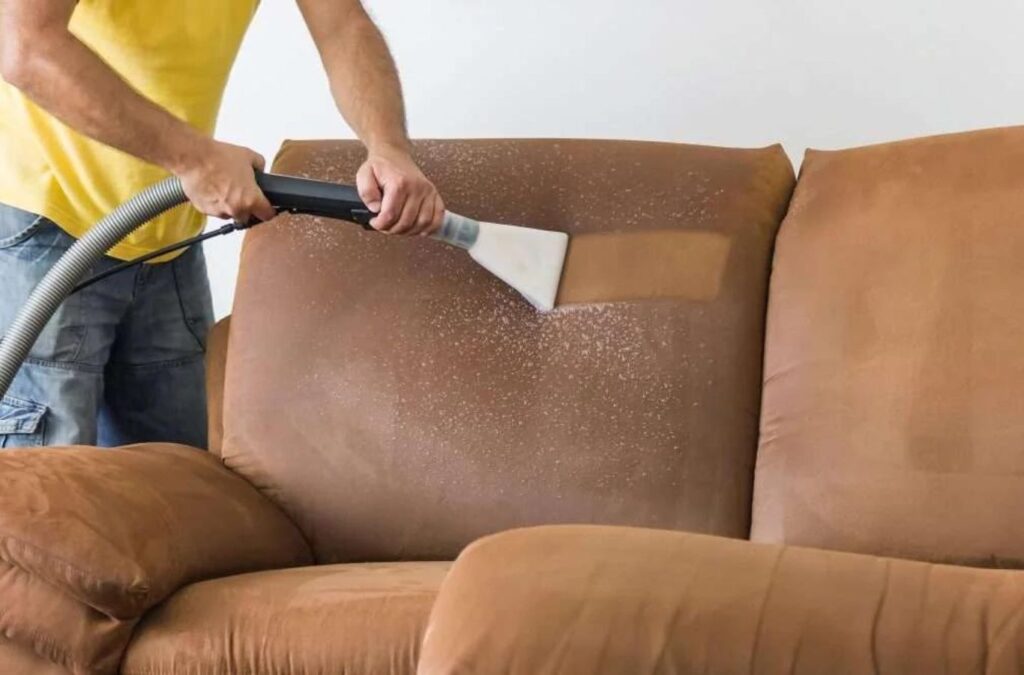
{"left": 257, "top": 173, "right": 570, "bottom": 313}
{"left": 0, "top": 172, "right": 569, "bottom": 399}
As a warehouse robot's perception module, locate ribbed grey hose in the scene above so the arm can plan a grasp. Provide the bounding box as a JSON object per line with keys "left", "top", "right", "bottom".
{"left": 0, "top": 177, "right": 188, "bottom": 399}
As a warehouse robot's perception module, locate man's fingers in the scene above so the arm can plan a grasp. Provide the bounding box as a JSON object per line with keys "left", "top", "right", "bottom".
{"left": 415, "top": 192, "right": 445, "bottom": 236}
{"left": 357, "top": 152, "right": 443, "bottom": 236}
{"left": 225, "top": 193, "right": 252, "bottom": 223}
{"left": 250, "top": 191, "right": 277, "bottom": 222}
{"left": 357, "top": 163, "right": 383, "bottom": 213}
{"left": 246, "top": 163, "right": 276, "bottom": 221}
{"left": 224, "top": 188, "right": 275, "bottom": 224}
{"left": 392, "top": 195, "right": 424, "bottom": 235}
{"left": 372, "top": 177, "right": 406, "bottom": 231}
{"left": 230, "top": 206, "right": 253, "bottom": 224}
{"left": 177, "top": 140, "right": 278, "bottom": 223}
{"left": 412, "top": 195, "right": 436, "bottom": 235}
{"left": 426, "top": 194, "right": 445, "bottom": 235}
{"left": 250, "top": 152, "right": 267, "bottom": 173}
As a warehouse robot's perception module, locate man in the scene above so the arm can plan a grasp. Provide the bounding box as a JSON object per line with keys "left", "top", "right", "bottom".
{"left": 0, "top": 1, "right": 443, "bottom": 449}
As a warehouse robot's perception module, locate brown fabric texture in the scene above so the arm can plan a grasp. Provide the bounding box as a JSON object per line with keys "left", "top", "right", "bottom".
{"left": 0, "top": 560, "right": 131, "bottom": 674}
{"left": 753, "top": 126, "right": 1024, "bottom": 566}
{"left": 122, "top": 562, "right": 449, "bottom": 675}
{"left": 0, "top": 637, "right": 71, "bottom": 675}
{"left": 224, "top": 138, "right": 795, "bottom": 562}
{"left": 0, "top": 444, "right": 313, "bottom": 673}
{"left": 419, "top": 525, "right": 1024, "bottom": 675}
{"left": 205, "top": 316, "right": 231, "bottom": 456}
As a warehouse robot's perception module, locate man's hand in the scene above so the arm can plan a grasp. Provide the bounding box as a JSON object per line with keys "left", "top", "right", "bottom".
{"left": 174, "top": 138, "right": 276, "bottom": 224}
{"left": 298, "top": 0, "right": 445, "bottom": 236}
{"left": 356, "top": 148, "right": 444, "bottom": 235}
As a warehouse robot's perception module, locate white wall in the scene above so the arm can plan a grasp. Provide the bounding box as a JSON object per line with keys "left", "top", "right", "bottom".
{"left": 209, "top": 0, "right": 1024, "bottom": 317}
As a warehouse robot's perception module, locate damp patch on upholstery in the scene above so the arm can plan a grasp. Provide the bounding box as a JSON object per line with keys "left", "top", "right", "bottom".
{"left": 556, "top": 230, "right": 732, "bottom": 306}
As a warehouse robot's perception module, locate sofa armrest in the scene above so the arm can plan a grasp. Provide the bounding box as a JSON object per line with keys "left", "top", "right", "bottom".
{"left": 419, "top": 525, "right": 1024, "bottom": 675}
{"left": 0, "top": 443, "right": 312, "bottom": 673}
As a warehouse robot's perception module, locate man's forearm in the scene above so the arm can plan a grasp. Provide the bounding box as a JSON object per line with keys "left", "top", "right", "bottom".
{"left": 298, "top": 1, "right": 411, "bottom": 156}
{"left": 297, "top": 0, "right": 443, "bottom": 235}
{"left": 0, "top": 2, "right": 207, "bottom": 173}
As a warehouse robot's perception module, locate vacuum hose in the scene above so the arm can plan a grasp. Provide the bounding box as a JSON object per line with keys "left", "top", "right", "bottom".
{"left": 0, "top": 177, "right": 188, "bottom": 398}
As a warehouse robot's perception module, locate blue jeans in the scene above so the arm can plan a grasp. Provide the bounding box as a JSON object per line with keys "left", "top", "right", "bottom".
{"left": 0, "top": 203, "right": 214, "bottom": 449}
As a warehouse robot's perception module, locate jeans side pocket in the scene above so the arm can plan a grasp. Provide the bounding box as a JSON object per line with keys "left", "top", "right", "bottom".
{"left": 0, "top": 396, "right": 47, "bottom": 448}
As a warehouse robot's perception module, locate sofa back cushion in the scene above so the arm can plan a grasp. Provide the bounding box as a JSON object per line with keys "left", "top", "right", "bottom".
{"left": 753, "top": 127, "right": 1024, "bottom": 566}
{"left": 224, "top": 138, "right": 794, "bottom": 562}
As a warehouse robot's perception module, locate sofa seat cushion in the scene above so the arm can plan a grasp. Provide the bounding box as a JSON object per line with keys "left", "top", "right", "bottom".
{"left": 121, "top": 562, "right": 450, "bottom": 675}
{"left": 420, "top": 526, "right": 1024, "bottom": 675}
{"left": 0, "top": 637, "right": 68, "bottom": 675}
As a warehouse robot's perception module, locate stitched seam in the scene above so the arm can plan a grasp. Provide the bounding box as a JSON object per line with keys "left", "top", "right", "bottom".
{"left": 67, "top": 277, "right": 88, "bottom": 364}
{"left": 869, "top": 559, "right": 890, "bottom": 674}
{"left": 171, "top": 255, "right": 208, "bottom": 352}
{"left": 0, "top": 214, "right": 45, "bottom": 249}
{"left": 0, "top": 395, "right": 43, "bottom": 410}
{"left": 21, "top": 356, "right": 104, "bottom": 374}
{"left": 0, "top": 421, "right": 43, "bottom": 435}
{"left": 106, "top": 353, "right": 205, "bottom": 373}
{"left": 748, "top": 546, "right": 785, "bottom": 673}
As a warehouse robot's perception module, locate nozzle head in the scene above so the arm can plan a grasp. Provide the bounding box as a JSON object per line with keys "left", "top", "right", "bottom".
{"left": 433, "top": 213, "right": 480, "bottom": 250}
{"left": 469, "top": 222, "right": 569, "bottom": 312}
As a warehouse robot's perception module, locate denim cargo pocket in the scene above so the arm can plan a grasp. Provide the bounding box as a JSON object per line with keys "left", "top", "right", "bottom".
{"left": 0, "top": 396, "right": 47, "bottom": 448}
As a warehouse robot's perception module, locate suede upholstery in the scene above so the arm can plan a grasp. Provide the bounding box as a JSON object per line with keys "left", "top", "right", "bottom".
{"left": 4, "top": 130, "right": 1024, "bottom": 674}
{"left": 223, "top": 138, "right": 795, "bottom": 563}
{"left": 0, "top": 559, "right": 130, "bottom": 674}
{"left": 419, "top": 526, "right": 1024, "bottom": 675}
{"left": 0, "top": 637, "right": 70, "bottom": 675}
{"left": 122, "top": 562, "right": 449, "bottom": 675}
{"left": 753, "top": 127, "right": 1024, "bottom": 565}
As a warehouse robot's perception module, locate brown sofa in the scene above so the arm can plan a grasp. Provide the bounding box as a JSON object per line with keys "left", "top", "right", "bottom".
{"left": 2, "top": 128, "right": 1022, "bottom": 674}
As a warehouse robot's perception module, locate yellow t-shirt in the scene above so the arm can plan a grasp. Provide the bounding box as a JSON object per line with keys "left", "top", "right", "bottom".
{"left": 0, "top": 0, "right": 259, "bottom": 261}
